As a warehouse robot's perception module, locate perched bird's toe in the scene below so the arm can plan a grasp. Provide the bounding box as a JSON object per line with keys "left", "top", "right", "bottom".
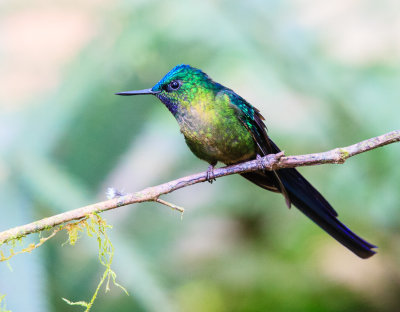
{"left": 206, "top": 165, "right": 216, "bottom": 184}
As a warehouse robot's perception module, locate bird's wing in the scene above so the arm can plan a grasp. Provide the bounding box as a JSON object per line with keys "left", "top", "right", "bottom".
{"left": 223, "top": 89, "right": 272, "bottom": 155}
{"left": 221, "top": 89, "right": 291, "bottom": 204}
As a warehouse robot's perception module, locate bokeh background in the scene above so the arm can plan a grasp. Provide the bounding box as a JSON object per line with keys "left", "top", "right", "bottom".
{"left": 1, "top": 0, "right": 400, "bottom": 311}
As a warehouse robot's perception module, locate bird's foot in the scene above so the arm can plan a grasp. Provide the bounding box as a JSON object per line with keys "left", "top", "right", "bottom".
{"left": 206, "top": 165, "right": 216, "bottom": 184}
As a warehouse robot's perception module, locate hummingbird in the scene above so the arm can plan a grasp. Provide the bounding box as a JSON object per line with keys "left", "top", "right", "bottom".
{"left": 116, "top": 64, "right": 376, "bottom": 258}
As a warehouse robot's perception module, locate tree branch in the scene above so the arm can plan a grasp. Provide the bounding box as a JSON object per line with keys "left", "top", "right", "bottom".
{"left": 0, "top": 130, "right": 399, "bottom": 244}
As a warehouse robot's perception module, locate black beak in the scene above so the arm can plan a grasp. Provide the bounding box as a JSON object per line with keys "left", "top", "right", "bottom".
{"left": 115, "top": 88, "right": 159, "bottom": 96}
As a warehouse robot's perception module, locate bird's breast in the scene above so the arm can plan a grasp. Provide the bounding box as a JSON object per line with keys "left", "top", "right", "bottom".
{"left": 176, "top": 102, "right": 256, "bottom": 165}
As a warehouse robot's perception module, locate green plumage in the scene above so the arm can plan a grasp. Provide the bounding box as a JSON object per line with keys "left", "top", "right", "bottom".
{"left": 150, "top": 65, "right": 262, "bottom": 165}
{"left": 178, "top": 90, "right": 257, "bottom": 165}
{"left": 116, "top": 64, "right": 376, "bottom": 259}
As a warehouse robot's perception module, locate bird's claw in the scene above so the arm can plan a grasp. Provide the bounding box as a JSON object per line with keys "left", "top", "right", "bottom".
{"left": 206, "top": 165, "right": 216, "bottom": 184}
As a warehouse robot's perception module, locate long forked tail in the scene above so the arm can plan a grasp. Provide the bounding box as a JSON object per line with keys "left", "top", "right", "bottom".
{"left": 241, "top": 168, "right": 377, "bottom": 259}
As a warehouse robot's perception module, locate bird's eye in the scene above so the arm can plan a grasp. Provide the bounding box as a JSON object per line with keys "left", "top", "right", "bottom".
{"left": 169, "top": 80, "right": 181, "bottom": 90}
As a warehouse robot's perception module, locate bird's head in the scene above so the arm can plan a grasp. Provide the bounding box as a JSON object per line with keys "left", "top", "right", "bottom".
{"left": 116, "top": 64, "right": 220, "bottom": 115}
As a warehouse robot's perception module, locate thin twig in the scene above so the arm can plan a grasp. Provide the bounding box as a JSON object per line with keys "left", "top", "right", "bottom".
{"left": 0, "top": 130, "right": 398, "bottom": 244}
{"left": 155, "top": 198, "right": 185, "bottom": 213}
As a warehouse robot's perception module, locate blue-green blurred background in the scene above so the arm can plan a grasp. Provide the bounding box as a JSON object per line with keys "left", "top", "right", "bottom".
{"left": 1, "top": 0, "right": 399, "bottom": 311}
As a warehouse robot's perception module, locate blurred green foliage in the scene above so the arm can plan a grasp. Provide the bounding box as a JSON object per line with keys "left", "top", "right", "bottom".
{"left": 0, "top": 0, "right": 400, "bottom": 311}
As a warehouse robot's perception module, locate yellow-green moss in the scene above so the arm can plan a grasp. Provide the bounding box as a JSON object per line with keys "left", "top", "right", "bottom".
{"left": 0, "top": 294, "right": 11, "bottom": 312}
{"left": 62, "top": 214, "right": 128, "bottom": 312}
{"left": 1, "top": 214, "right": 127, "bottom": 312}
